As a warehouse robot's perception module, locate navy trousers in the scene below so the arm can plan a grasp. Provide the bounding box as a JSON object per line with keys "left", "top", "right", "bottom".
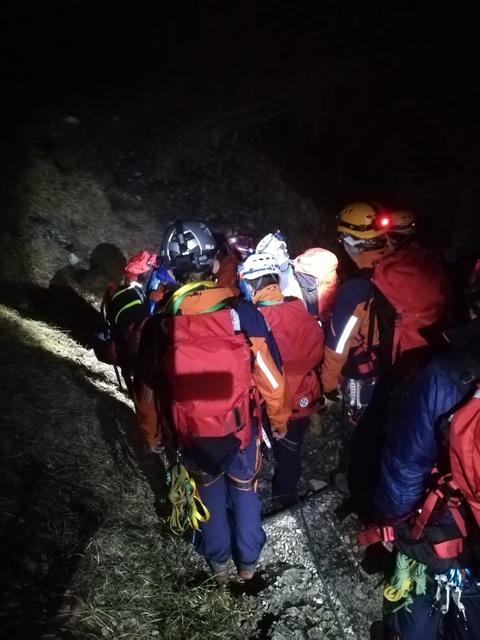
{"left": 195, "top": 434, "right": 265, "bottom": 566}
{"left": 271, "top": 416, "right": 309, "bottom": 505}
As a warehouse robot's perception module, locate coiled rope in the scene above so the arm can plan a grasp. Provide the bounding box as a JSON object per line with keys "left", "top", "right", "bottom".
{"left": 383, "top": 551, "right": 427, "bottom": 611}
{"left": 166, "top": 463, "right": 210, "bottom": 534}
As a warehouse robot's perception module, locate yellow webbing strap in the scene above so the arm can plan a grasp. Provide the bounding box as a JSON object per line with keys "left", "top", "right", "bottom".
{"left": 167, "top": 463, "right": 210, "bottom": 534}
{"left": 164, "top": 280, "right": 216, "bottom": 316}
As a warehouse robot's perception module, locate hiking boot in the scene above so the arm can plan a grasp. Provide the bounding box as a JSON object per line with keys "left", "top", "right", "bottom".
{"left": 238, "top": 562, "right": 256, "bottom": 581}
{"left": 208, "top": 560, "right": 231, "bottom": 584}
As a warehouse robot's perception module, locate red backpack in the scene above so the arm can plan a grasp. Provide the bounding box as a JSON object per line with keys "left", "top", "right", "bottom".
{"left": 372, "top": 247, "right": 450, "bottom": 365}
{"left": 161, "top": 309, "right": 254, "bottom": 450}
{"left": 450, "top": 387, "right": 480, "bottom": 527}
{"left": 409, "top": 387, "right": 480, "bottom": 558}
{"left": 292, "top": 248, "right": 339, "bottom": 325}
{"left": 124, "top": 251, "right": 158, "bottom": 282}
{"left": 258, "top": 299, "right": 324, "bottom": 418}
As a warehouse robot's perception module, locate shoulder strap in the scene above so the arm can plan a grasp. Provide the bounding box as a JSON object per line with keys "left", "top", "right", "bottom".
{"left": 294, "top": 271, "right": 318, "bottom": 316}
{"left": 366, "top": 286, "right": 375, "bottom": 353}
{"left": 441, "top": 351, "right": 480, "bottom": 387}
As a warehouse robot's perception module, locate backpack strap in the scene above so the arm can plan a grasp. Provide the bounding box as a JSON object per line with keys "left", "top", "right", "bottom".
{"left": 293, "top": 270, "right": 318, "bottom": 316}
{"left": 444, "top": 351, "right": 480, "bottom": 387}
{"left": 357, "top": 525, "right": 396, "bottom": 547}
{"left": 366, "top": 286, "right": 376, "bottom": 353}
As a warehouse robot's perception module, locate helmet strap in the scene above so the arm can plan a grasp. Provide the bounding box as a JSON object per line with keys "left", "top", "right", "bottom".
{"left": 175, "top": 219, "right": 188, "bottom": 255}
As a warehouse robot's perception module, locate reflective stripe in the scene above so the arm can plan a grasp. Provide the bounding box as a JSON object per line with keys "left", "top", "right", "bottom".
{"left": 111, "top": 287, "right": 129, "bottom": 302}
{"left": 335, "top": 315, "right": 359, "bottom": 354}
{"left": 115, "top": 299, "right": 143, "bottom": 324}
{"left": 111, "top": 282, "right": 143, "bottom": 302}
{"left": 256, "top": 351, "right": 279, "bottom": 389}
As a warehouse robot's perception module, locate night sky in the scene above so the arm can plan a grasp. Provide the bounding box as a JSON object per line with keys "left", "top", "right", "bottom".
{"left": 1, "top": 2, "right": 480, "bottom": 249}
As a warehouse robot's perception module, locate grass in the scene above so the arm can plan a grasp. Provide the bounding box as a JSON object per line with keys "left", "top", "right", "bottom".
{"left": 0, "top": 305, "right": 259, "bottom": 639}
{"left": 65, "top": 521, "right": 257, "bottom": 640}
{"left": 0, "top": 120, "right": 339, "bottom": 639}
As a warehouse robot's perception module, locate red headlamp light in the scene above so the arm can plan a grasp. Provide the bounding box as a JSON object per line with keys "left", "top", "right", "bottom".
{"left": 373, "top": 212, "right": 393, "bottom": 231}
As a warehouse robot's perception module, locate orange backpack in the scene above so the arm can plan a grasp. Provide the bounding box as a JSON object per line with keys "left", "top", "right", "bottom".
{"left": 293, "top": 248, "right": 339, "bottom": 324}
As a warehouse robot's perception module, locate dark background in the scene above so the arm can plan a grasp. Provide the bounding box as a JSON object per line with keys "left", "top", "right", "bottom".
{"left": 1, "top": 1, "right": 479, "bottom": 251}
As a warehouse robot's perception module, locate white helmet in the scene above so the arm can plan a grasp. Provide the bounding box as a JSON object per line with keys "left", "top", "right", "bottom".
{"left": 256, "top": 231, "right": 290, "bottom": 271}
{"left": 241, "top": 253, "right": 280, "bottom": 280}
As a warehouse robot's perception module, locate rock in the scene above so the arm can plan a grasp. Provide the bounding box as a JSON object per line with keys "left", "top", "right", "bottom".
{"left": 61, "top": 115, "right": 80, "bottom": 126}
{"left": 68, "top": 253, "right": 81, "bottom": 265}
{"left": 354, "top": 584, "right": 369, "bottom": 601}
{"left": 310, "top": 479, "right": 328, "bottom": 492}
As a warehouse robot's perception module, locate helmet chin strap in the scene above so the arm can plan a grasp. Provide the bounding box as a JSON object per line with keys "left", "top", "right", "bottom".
{"left": 175, "top": 219, "right": 188, "bottom": 255}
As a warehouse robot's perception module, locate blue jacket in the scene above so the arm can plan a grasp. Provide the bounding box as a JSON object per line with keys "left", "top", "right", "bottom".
{"left": 373, "top": 354, "right": 473, "bottom": 523}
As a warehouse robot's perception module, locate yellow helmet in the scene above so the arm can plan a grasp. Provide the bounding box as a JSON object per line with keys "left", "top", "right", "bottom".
{"left": 337, "top": 202, "right": 391, "bottom": 240}
{"left": 390, "top": 210, "right": 416, "bottom": 235}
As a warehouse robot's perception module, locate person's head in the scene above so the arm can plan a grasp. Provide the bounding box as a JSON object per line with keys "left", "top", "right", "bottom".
{"left": 225, "top": 232, "right": 255, "bottom": 261}
{"left": 239, "top": 253, "right": 280, "bottom": 299}
{"left": 160, "top": 220, "right": 217, "bottom": 283}
{"left": 337, "top": 202, "right": 391, "bottom": 267}
{"left": 387, "top": 210, "right": 416, "bottom": 248}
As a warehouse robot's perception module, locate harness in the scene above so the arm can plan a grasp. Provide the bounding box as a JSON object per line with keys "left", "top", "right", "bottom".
{"left": 358, "top": 475, "right": 468, "bottom": 560}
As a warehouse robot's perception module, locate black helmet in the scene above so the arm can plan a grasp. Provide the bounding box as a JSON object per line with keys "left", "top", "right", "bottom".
{"left": 160, "top": 220, "right": 216, "bottom": 274}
